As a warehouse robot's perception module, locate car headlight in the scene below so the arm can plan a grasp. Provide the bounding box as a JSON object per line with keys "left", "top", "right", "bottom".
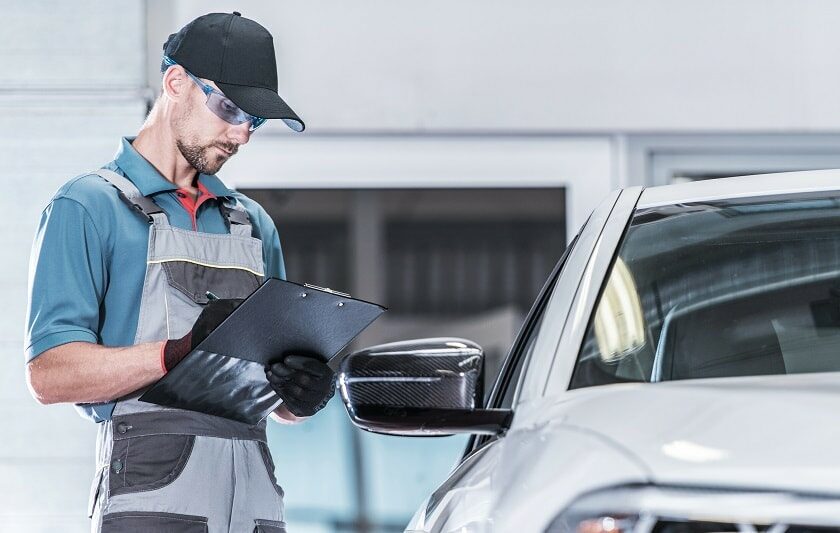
{"left": 545, "top": 485, "right": 840, "bottom": 533}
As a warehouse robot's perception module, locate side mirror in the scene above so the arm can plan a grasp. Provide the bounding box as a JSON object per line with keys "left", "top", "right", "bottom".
{"left": 338, "top": 337, "right": 512, "bottom": 436}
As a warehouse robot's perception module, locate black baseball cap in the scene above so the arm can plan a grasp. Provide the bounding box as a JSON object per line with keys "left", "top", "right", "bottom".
{"left": 163, "top": 11, "right": 304, "bottom": 132}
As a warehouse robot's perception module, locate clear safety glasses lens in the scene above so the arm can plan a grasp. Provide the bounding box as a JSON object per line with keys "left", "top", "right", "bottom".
{"left": 203, "top": 90, "right": 266, "bottom": 132}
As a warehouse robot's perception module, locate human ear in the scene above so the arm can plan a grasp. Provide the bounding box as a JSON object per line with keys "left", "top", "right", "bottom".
{"left": 161, "top": 65, "right": 190, "bottom": 101}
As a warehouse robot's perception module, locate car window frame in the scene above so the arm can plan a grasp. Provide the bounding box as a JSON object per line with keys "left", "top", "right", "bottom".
{"left": 539, "top": 188, "right": 645, "bottom": 397}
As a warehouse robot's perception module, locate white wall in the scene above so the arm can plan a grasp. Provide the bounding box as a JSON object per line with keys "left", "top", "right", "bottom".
{"left": 165, "top": 0, "right": 840, "bottom": 133}
{"left": 0, "top": 2, "right": 147, "bottom": 530}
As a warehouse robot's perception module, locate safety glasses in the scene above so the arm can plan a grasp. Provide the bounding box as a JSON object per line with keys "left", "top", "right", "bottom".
{"left": 162, "top": 56, "right": 267, "bottom": 132}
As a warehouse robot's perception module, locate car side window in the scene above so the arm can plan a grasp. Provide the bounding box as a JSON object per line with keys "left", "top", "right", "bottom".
{"left": 488, "top": 233, "right": 581, "bottom": 411}
{"left": 499, "top": 311, "right": 545, "bottom": 409}
{"left": 463, "top": 234, "right": 579, "bottom": 456}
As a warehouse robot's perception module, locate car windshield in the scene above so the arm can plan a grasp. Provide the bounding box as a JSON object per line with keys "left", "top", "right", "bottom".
{"left": 571, "top": 191, "right": 840, "bottom": 388}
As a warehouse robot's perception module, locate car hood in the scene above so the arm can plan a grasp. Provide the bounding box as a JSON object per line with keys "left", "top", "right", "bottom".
{"left": 543, "top": 372, "right": 840, "bottom": 496}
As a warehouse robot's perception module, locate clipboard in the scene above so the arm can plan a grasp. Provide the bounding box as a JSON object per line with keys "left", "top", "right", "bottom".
{"left": 139, "top": 278, "right": 386, "bottom": 424}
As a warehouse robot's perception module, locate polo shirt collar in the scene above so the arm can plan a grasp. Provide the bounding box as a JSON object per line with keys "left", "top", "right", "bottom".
{"left": 114, "top": 136, "right": 235, "bottom": 198}
{"left": 198, "top": 173, "right": 235, "bottom": 198}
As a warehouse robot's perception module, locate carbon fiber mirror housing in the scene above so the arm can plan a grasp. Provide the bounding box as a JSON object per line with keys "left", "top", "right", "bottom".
{"left": 338, "top": 338, "right": 512, "bottom": 436}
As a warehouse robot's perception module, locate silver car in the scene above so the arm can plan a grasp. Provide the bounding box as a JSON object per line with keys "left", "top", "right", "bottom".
{"left": 339, "top": 171, "right": 840, "bottom": 532}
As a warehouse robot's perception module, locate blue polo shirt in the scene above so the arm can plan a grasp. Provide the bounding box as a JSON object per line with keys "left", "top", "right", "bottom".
{"left": 25, "top": 137, "right": 286, "bottom": 423}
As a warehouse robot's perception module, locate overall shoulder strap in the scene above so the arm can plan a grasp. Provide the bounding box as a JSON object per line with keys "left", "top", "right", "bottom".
{"left": 90, "top": 168, "right": 167, "bottom": 226}
{"left": 219, "top": 197, "right": 254, "bottom": 237}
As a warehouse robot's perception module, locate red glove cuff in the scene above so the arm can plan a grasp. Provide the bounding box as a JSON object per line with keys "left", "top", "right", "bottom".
{"left": 162, "top": 333, "right": 193, "bottom": 373}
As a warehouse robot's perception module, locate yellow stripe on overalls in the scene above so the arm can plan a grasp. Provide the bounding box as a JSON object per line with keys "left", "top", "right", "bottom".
{"left": 147, "top": 258, "right": 265, "bottom": 277}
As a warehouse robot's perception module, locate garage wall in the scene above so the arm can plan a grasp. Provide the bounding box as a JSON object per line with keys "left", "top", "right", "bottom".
{"left": 0, "top": 2, "right": 147, "bottom": 529}
{"left": 163, "top": 0, "right": 840, "bottom": 133}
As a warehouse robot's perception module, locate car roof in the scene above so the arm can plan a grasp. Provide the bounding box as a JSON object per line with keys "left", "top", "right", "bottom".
{"left": 637, "top": 168, "right": 840, "bottom": 209}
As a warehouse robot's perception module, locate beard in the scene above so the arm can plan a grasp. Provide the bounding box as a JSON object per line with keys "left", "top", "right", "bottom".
{"left": 176, "top": 138, "right": 239, "bottom": 175}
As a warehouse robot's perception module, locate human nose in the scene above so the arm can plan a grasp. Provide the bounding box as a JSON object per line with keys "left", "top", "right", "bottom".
{"left": 228, "top": 121, "right": 251, "bottom": 145}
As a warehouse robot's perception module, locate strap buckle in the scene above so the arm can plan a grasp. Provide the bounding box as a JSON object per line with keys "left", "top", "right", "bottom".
{"left": 116, "top": 191, "right": 164, "bottom": 222}
{"left": 226, "top": 208, "right": 249, "bottom": 225}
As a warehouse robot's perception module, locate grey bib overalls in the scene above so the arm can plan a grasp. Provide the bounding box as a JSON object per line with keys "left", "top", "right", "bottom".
{"left": 86, "top": 170, "right": 286, "bottom": 533}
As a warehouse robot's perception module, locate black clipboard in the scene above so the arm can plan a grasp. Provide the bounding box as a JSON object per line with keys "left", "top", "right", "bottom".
{"left": 139, "top": 278, "right": 386, "bottom": 424}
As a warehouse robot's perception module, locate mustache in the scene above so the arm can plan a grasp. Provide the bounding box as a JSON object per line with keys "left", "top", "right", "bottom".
{"left": 213, "top": 142, "right": 239, "bottom": 156}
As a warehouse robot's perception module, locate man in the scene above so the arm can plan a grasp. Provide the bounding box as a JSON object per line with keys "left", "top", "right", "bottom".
{"left": 24, "top": 12, "right": 334, "bottom": 532}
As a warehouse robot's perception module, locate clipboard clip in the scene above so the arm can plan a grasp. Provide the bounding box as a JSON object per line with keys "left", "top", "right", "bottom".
{"left": 304, "top": 283, "right": 352, "bottom": 298}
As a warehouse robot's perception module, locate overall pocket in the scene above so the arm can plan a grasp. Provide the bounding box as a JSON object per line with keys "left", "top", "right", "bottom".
{"left": 109, "top": 433, "right": 195, "bottom": 496}
{"left": 161, "top": 259, "right": 261, "bottom": 304}
{"left": 257, "top": 440, "right": 285, "bottom": 499}
{"left": 102, "top": 511, "right": 208, "bottom": 532}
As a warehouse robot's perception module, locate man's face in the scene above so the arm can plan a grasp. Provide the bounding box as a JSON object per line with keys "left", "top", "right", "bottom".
{"left": 173, "top": 77, "right": 252, "bottom": 176}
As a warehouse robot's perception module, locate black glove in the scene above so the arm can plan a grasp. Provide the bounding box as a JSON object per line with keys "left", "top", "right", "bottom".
{"left": 265, "top": 355, "right": 336, "bottom": 417}
{"left": 161, "top": 298, "right": 243, "bottom": 373}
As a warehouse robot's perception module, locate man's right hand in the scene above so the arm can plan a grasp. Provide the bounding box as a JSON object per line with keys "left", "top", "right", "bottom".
{"left": 161, "top": 298, "right": 243, "bottom": 373}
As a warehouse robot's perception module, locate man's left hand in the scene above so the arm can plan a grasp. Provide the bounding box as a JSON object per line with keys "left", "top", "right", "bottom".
{"left": 265, "top": 355, "right": 336, "bottom": 417}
